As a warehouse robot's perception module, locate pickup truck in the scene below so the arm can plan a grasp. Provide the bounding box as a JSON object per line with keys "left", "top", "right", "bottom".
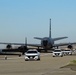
{"left": 52, "top": 49, "right": 63, "bottom": 57}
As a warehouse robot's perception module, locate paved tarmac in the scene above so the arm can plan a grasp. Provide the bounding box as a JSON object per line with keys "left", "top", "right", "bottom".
{"left": 0, "top": 53, "right": 76, "bottom": 75}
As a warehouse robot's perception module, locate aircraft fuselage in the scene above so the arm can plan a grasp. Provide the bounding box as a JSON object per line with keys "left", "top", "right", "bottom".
{"left": 41, "top": 37, "right": 54, "bottom": 49}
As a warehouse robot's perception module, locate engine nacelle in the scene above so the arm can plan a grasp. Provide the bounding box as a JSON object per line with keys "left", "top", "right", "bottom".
{"left": 6, "top": 44, "right": 12, "bottom": 49}
{"left": 18, "top": 46, "right": 28, "bottom": 54}
{"left": 67, "top": 45, "right": 73, "bottom": 49}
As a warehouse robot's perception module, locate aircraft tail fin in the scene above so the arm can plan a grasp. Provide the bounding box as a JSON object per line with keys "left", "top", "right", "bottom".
{"left": 34, "top": 19, "right": 52, "bottom": 40}
{"left": 25, "top": 37, "right": 27, "bottom": 46}
{"left": 49, "top": 19, "right": 51, "bottom": 38}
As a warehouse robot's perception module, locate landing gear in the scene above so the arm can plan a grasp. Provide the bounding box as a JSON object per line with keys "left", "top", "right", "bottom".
{"left": 37, "top": 47, "right": 41, "bottom": 52}
{"left": 45, "top": 49, "right": 47, "bottom": 52}
{"left": 37, "top": 49, "right": 41, "bottom": 52}
{"left": 57, "top": 46, "right": 59, "bottom": 49}
{"left": 19, "top": 54, "right": 21, "bottom": 57}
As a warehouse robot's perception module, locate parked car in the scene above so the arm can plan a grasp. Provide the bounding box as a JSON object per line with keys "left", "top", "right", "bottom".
{"left": 24, "top": 49, "right": 40, "bottom": 61}
{"left": 52, "top": 49, "right": 63, "bottom": 57}
{"left": 62, "top": 50, "right": 72, "bottom": 55}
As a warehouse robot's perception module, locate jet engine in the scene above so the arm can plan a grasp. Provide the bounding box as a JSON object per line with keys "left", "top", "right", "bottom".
{"left": 67, "top": 44, "right": 73, "bottom": 49}
{"left": 6, "top": 44, "right": 12, "bottom": 49}
{"left": 18, "top": 45, "right": 28, "bottom": 54}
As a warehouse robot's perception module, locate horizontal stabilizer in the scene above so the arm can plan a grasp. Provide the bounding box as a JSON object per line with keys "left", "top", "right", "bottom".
{"left": 34, "top": 37, "right": 43, "bottom": 40}
{"left": 53, "top": 37, "right": 68, "bottom": 41}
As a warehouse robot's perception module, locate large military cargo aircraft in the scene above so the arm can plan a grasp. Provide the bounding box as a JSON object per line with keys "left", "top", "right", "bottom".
{"left": 0, "top": 19, "right": 75, "bottom": 54}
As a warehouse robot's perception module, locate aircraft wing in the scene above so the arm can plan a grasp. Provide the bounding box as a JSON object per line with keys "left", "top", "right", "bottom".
{"left": 27, "top": 44, "right": 41, "bottom": 47}
{"left": 0, "top": 42, "right": 41, "bottom": 47}
{"left": 54, "top": 42, "right": 76, "bottom": 47}
{"left": 0, "top": 42, "right": 24, "bottom": 45}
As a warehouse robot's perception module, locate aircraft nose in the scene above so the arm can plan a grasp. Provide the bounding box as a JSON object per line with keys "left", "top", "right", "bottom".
{"left": 43, "top": 40, "right": 48, "bottom": 47}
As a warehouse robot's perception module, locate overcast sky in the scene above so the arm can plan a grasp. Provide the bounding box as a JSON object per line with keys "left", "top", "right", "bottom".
{"left": 0, "top": 0, "right": 76, "bottom": 48}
